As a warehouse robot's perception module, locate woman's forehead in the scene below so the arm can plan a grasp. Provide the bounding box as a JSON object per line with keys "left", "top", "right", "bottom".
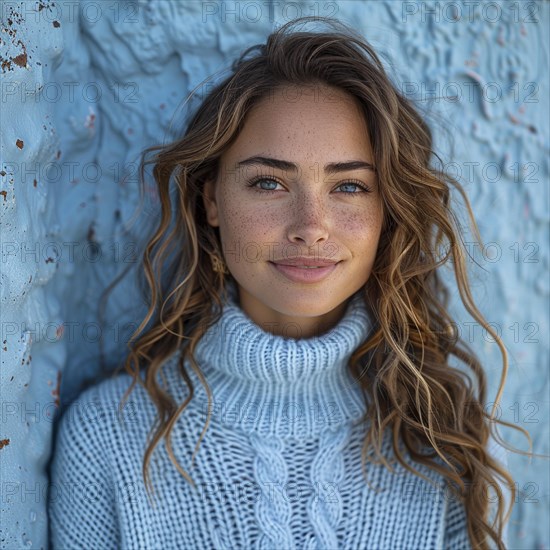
{"left": 223, "top": 88, "right": 372, "bottom": 161}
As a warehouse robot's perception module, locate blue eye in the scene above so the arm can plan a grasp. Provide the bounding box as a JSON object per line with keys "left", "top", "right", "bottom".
{"left": 337, "top": 181, "right": 372, "bottom": 194}
{"left": 247, "top": 178, "right": 281, "bottom": 192}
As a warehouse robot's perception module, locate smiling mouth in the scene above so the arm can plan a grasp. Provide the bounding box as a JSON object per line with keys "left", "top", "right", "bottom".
{"left": 269, "top": 261, "right": 341, "bottom": 283}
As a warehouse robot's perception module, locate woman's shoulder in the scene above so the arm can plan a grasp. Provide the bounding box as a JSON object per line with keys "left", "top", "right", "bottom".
{"left": 53, "top": 354, "right": 184, "bottom": 455}
{"left": 68, "top": 350, "right": 185, "bottom": 414}
{"left": 55, "top": 365, "right": 162, "bottom": 448}
{"left": 61, "top": 371, "right": 145, "bottom": 423}
{"left": 58, "top": 351, "right": 192, "bottom": 437}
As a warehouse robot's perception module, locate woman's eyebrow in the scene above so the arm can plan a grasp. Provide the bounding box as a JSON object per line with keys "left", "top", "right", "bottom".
{"left": 236, "top": 156, "right": 377, "bottom": 174}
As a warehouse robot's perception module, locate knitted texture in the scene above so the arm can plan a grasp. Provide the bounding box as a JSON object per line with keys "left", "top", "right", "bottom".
{"left": 48, "top": 280, "right": 510, "bottom": 549}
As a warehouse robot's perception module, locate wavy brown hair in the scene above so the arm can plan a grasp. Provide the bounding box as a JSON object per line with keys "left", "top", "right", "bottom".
{"left": 99, "top": 16, "right": 536, "bottom": 550}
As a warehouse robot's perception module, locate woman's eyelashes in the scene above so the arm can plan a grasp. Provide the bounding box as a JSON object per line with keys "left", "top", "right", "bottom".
{"left": 245, "top": 176, "right": 372, "bottom": 196}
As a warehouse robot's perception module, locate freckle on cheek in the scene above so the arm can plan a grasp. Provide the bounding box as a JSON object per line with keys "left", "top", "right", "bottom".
{"left": 341, "top": 212, "right": 370, "bottom": 232}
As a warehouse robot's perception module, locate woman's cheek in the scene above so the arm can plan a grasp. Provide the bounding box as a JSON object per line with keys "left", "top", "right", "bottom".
{"left": 337, "top": 206, "right": 379, "bottom": 235}
{"left": 218, "top": 204, "right": 275, "bottom": 261}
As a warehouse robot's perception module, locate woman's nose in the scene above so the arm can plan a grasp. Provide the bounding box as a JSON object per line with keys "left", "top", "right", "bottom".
{"left": 285, "top": 191, "right": 330, "bottom": 247}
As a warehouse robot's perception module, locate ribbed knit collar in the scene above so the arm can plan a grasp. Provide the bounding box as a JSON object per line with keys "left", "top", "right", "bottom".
{"left": 190, "top": 279, "right": 374, "bottom": 439}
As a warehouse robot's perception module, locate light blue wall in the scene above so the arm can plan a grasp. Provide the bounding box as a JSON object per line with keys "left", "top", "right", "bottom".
{"left": 1, "top": 1, "right": 548, "bottom": 548}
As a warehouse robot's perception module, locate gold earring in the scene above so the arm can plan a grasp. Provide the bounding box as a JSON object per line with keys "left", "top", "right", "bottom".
{"left": 210, "top": 252, "right": 229, "bottom": 275}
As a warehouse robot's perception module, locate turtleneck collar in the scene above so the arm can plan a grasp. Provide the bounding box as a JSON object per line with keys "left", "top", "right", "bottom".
{"left": 185, "top": 279, "right": 374, "bottom": 439}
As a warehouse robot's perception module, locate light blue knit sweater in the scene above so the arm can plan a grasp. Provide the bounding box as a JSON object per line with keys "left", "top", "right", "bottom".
{"left": 48, "top": 280, "right": 510, "bottom": 549}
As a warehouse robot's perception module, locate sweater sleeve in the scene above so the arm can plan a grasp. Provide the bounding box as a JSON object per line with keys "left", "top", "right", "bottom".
{"left": 442, "top": 431, "right": 511, "bottom": 550}
{"left": 48, "top": 385, "right": 120, "bottom": 550}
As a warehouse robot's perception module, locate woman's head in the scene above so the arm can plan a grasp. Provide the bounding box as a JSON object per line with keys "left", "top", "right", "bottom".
{"left": 202, "top": 83, "right": 383, "bottom": 338}
{"left": 109, "top": 16, "right": 532, "bottom": 550}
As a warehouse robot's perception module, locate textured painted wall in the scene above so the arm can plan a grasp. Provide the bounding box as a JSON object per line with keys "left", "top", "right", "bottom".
{"left": 1, "top": 1, "right": 548, "bottom": 549}
{"left": 1, "top": 2, "right": 66, "bottom": 548}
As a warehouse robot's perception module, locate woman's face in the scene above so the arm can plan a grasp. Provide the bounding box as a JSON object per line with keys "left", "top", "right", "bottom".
{"left": 203, "top": 84, "right": 383, "bottom": 338}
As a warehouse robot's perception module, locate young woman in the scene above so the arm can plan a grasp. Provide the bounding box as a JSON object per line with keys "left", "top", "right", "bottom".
{"left": 49, "top": 16, "right": 532, "bottom": 550}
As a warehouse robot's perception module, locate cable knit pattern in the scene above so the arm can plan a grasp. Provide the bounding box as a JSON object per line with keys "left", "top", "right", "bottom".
{"left": 248, "top": 433, "right": 295, "bottom": 550}
{"left": 48, "top": 277, "right": 511, "bottom": 549}
{"left": 305, "top": 423, "right": 352, "bottom": 550}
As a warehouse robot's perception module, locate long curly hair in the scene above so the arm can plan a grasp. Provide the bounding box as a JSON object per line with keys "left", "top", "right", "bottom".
{"left": 99, "top": 16, "right": 534, "bottom": 550}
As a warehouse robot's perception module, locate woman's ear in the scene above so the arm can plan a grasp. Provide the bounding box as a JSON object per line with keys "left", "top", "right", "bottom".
{"left": 202, "top": 177, "right": 220, "bottom": 228}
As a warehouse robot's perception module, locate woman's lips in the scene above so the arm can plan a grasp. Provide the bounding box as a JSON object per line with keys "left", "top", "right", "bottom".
{"left": 269, "top": 261, "right": 340, "bottom": 283}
